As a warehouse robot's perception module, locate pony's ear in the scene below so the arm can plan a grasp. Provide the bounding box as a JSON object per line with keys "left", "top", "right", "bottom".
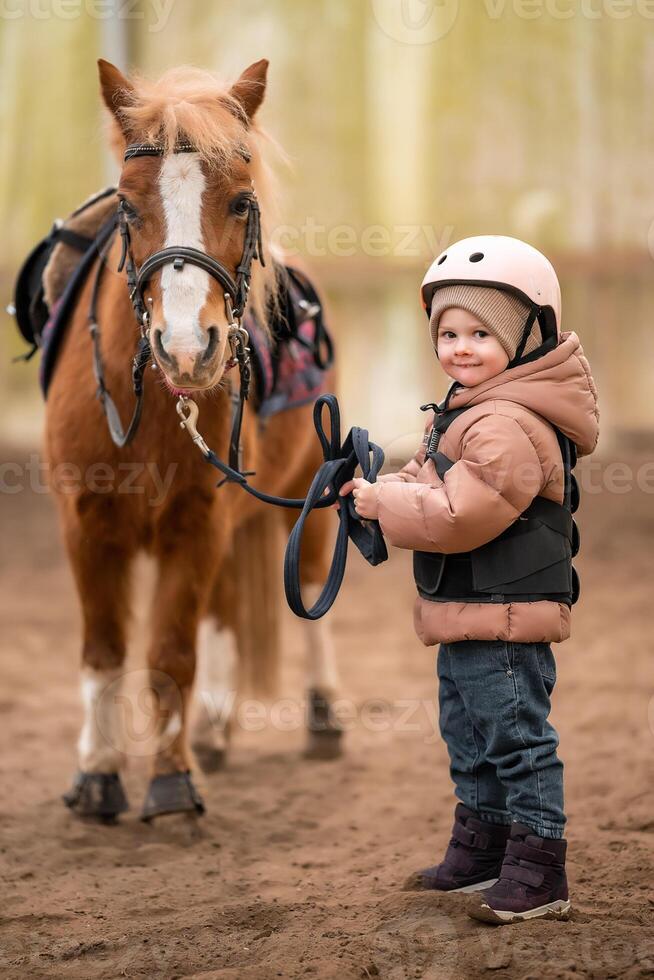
{"left": 98, "top": 59, "right": 135, "bottom": 135}
{"left": 228, "top": 59, "right": 268, "bottom": 122}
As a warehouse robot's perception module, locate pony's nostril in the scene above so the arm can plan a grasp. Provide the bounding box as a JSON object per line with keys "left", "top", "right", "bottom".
{"left": 200, "top": 326, "right": 220, "bottom": 366}
{"left": 153, "top": 329, "right": 174, "bottom": 367}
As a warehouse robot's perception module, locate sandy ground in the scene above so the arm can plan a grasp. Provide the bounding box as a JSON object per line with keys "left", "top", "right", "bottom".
{"left": 0, "top": 447, "right": 653, "bottom": 980}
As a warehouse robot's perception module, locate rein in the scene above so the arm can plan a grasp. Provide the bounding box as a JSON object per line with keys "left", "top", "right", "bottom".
{"left": 88, "top": 139, "right": 387, "bottom": 618}
{"left": 177, "top": 392, "right": 388, "bottom": 620}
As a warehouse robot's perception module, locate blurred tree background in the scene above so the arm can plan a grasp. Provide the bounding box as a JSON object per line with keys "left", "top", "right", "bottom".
{"left": 1, "top": 0, "right": 652, "bottom": 451}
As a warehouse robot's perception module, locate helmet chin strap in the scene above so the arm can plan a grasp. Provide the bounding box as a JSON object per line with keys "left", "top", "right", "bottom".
{"left": 508, "top": 305, "right": 540, "bottom": 367}
{"left": 507, "top": 304, "right": 558, "bottom": 368}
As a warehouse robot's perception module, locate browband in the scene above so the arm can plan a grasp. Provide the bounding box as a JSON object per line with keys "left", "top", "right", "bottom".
{"left": 124, "top": 141, "right": 252, "bottom": 163}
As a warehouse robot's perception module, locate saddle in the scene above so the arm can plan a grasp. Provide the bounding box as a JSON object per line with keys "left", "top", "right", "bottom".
{"left": 12, "top": 188, "right": 334, "bottom": 417}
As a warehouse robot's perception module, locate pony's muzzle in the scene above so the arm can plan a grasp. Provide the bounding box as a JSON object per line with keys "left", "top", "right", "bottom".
{"left": 152, "top": 325, "right": 221, "bottom": 387}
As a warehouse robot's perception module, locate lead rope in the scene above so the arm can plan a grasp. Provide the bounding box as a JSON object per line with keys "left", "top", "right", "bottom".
{"left": 176, "top": 392, "right": 388, "bottom": 620}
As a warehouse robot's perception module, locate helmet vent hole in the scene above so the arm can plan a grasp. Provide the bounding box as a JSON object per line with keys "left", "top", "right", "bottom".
{"left": 469, "top": 252, "right": 484, "bottom": 263}
{"left": 437, "top": 254, "right": 447, "bottom": 265}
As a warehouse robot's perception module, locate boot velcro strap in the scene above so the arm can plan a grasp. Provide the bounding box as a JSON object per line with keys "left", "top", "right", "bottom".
{"left": 501, "top": 864, "right": 545, "bottom": 888}
{"left": 506, "top": 839, "right": 556, "bottom": 864}
{"left": 451, "top": 821, "right": 490, "bottom": 849}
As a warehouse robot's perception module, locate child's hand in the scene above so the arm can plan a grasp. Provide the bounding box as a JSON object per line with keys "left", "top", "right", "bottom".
{"left": 338, "top": 478, "right": 379, "bottom": 520}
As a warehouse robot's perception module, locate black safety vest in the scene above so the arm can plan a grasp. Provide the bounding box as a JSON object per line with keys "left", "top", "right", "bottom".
{"left": 413, "top": 405, "right": 580, "bottom": 607}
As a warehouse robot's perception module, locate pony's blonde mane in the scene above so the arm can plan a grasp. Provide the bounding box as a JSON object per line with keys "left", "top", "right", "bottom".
{"left": 107, "top": 66, "right": 285, "bottom": 323}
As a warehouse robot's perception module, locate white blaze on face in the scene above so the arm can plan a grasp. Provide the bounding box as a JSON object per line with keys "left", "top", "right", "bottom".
{"left": 158, "top": 153, "right": 210, "bottom": 357}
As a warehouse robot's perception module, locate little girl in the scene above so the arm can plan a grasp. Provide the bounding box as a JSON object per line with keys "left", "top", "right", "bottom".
{"left": 340, "top": 236, "right": 599, "bottom": 924}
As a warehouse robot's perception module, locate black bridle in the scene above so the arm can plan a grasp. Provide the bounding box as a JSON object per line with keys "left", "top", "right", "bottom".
{"left": 91, "top": 139, "right": 263, "bottom": 461}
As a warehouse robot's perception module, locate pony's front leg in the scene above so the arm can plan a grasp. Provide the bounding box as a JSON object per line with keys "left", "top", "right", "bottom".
{"left": 61, "top": 500, "right": 135, "bottom": 821}
{"left": 141, "top": 500, "right": 221, "bottom": 820}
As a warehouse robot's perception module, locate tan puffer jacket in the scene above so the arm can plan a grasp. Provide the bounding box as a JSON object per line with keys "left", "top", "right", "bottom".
{"left": 375, "top": 331, "right": 599, "bottom": 645}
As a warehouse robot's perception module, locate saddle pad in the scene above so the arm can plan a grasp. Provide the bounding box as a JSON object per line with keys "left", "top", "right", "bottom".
{"left": 246, "top": 295, "right": 330, "bottom": 418}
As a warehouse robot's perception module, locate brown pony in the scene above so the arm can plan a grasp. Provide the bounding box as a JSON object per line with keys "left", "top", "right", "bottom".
{"left": 48, "top": 59, "right": 341, "bottom": 821}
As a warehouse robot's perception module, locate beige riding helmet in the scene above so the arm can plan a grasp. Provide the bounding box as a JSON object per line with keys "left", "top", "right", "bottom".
{"left": 420, "top": 235, "right": 561, "bottom": 364}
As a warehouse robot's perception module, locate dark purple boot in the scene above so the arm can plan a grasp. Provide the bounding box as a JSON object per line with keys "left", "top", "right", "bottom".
{"left": 410, "top": 804, "right": 511, "bottom": 893}
{"left": 468, "top": 822, "right": 570, "bottom": 924}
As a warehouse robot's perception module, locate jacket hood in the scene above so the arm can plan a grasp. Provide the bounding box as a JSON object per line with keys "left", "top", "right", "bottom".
{"left": 446, "top": 331, "right": 599, "bottom": 456}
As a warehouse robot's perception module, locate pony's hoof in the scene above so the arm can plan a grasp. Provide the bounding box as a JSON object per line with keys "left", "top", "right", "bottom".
{"left": 304, "top": 728, "right": 343, "bottom": 760}
{"left": 62, "top": 771, "right": 129, "bottom": 822}
{"left": 192, "top": 741, "right": 228, "bottom": 774}
{"left": 141, "top": 771, "right": 205, "bottom": 822}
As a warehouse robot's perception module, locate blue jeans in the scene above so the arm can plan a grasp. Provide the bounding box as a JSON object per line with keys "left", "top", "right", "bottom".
{"left": 437, "top": 640, "right": 565, "bottom": 840}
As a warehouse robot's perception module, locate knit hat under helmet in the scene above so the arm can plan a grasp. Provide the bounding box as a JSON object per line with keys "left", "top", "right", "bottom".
{"left": 429, "top": 284, "right": 542, "bottom": 360}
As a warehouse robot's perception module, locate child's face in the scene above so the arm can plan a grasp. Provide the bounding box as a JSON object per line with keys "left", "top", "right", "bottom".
{"left": 436, "top": 307, "right": 509, "bottom": 386}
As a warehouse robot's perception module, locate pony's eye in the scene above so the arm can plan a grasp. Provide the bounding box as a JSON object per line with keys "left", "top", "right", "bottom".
{"left": 230, "top": 194, "right": 251, "bottom": 217}
{"left": 118, "top": 197, "right": 139, "bottom": 222}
